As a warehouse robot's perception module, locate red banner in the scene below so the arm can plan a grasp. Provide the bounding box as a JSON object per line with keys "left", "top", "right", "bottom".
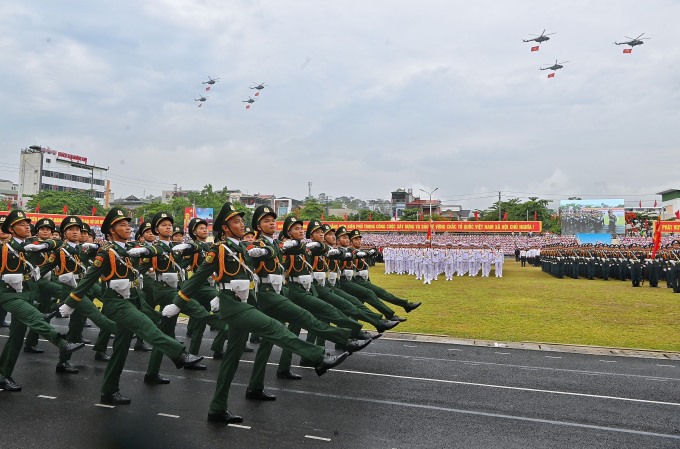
{"left": 25, "top": 213, "right": 105, "bottom": 227}
{"left": 658, "top": 222, "right": 680, "bottom": 233}
{"left": 275, "top": 221, "right": 542, "bottom": 233}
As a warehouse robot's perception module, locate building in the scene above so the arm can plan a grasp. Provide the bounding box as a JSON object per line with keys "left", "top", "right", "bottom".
{"left": 405, "top": 198, "right": 441, "bottom": 217}
{"left": 391, "top": 188, "right": 415, "bottom": 219}
{"left": 0, "top": 179, "right": 18, "bottom": 203}
{"left": 274, "top": 197, "right": 303, "bottom": 216}
{"left": 239, "top": 194, "right": 275, "bottom": 210}
{"left": 110, "top": 195, "right": 156, "bottom": 211}
{"left": 18, "top": 145, "right": 108, "bottom": 204}
{"left": 657, "top": 189, "right": 680, "bottom": 219}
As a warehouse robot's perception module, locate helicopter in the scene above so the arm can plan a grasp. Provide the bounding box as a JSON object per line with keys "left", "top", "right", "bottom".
{"left": 202, "top": 76, "right": 220, "bottom": 85}
{"left": 195, "top": 96, "right": 209, "bottom": 102}
{"left": 614, "top": 33, "right": 650, "bottom": 47}
{"left": 250, "top": 82, "right": 267, "bottom": 90}
{"left": 523, "top": 29, "right": 555, "bottom": 44}
{"left": 242, "top": 96, "right": 257, "bottom": 104}
{"left": 540, "top": 60, "right": 569, "bottom": 71}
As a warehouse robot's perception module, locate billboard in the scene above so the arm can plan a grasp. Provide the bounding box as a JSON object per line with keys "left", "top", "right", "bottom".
{"left": 184, "top": 207, "right": 214, "bottom": 233}
{"left": 275, "top": 221, "right": 542, "bottom": 233}
{"left": 559, "top": 199, "right": 625, "bottom": 235}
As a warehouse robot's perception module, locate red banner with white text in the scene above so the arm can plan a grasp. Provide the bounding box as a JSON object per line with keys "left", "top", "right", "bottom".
{"left": 275, "top": 221, "right": 542, "bottom": 233}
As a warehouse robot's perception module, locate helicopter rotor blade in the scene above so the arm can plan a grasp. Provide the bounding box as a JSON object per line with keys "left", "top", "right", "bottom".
{"left": 624, "top": 36, "right": 634, "bottom": 40}
{"left": 541, "top": 29, "right": 546, "bottom": 36}
{"left": 545, "top": 32, "right": 556, "bottom": 36}
{"left": 635, "top": 33, "right": 645, "bottom": 39}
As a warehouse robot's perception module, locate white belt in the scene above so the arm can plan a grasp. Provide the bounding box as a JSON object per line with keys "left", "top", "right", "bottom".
{"left": 342, "top": 269, "right": 354, "bottom": 279}
{"left": 218, "top": 279, "right": 251, "bottom": 301}
{"left": 2, "top": 274, "right": 24, "bottom": 292}
{"left": 312, "top": 271, "right": 326, "bottom": 286}
{"left": 287, "top": 274, "right": 313, "bottom": 291}
{"left": 107, "top": 279, "right": 131, "bottom": 299}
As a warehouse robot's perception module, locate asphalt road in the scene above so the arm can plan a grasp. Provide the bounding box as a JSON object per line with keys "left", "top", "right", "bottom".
{"left": 1, "top": 319, "right": 680, "bottom": 449}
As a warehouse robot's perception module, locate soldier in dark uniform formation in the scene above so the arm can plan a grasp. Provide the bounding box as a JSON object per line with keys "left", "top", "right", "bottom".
{"left": 68, "top": 207, "right": 203, "bottom": 404}
{"left": 173, "top": 202, "right": 350, "bottom": 423}
{"left": 0, "top": 210, "right": 85, "bottom": 392}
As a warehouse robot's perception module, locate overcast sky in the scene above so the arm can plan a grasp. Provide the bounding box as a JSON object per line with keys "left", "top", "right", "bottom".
{"left": 1, "top": 0, "right": 678, "bottom": 211}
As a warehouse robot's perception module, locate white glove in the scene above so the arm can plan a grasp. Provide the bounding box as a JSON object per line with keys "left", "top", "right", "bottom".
{"left": 356, "top": 251, "right": 367, "bottom": 258}
{"left": 127, "top": 247, "right": 149, "bottom": 257}
{"left": 162, "top": 304, "right": 181, "bottom": 317}
{"left": 306, "top": 242, "right": 321, "bottom": 249}
{"left": 210, "top": 297, "right": 220, "bottom": 312}
{"left": 327, "top": 249, "right": 341, "bottom": 256}
{"left": 343, "top": 252, "right": 353, "bottom": 259}
{"left": 248, "top": 247, "right": 267, "bottom": 257}
{"left": 24, "top": 243, "right": 48, "bottom": 252}
{"left": 172, "top": 243, "right": 191, "bottom": 253}
{"left": 282, "top": 239, "right": 299, "bottom": 249}
{"left": 59, "top": 304, "right": 75, "bottom": 317}
{"left": 81, "top": 243, "right": 99, "bottom": 251}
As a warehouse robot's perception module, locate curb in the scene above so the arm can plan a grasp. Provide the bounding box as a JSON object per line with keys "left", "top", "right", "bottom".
{"left": 379, "top": 332, "right": 680, "bottom": 361}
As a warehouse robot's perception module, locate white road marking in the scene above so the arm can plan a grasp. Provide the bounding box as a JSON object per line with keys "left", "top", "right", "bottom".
{"left": 657, "top": 364, "right": 675, "bottom": 368}
{"left": 95, "top": 403, "right": 115, "bottom": 409}
{"left": 599, "top": 360, "right": 616, "bottom": 363}
{"left": 545, "top": 356, "right": 562, "bottom": 359}
{"left": 305, "top": 435, "right": 331, "bottom": 441}
{"left": 448, "top": 348, "right": 462, "bottom": 351}
{"left": 158, "top": 413, "right": 180, "bottom": 418}
{"left": 495, "top": 352, "right": 511, "bottom": 355}
{"left": 37, "top": 395, "right": 56, "bottom": 399}
{"left": 228, "top": 424, "right": 251, "bottom": 429}
{"left": 403, "top": 345, "right": 417, "bottom": 348}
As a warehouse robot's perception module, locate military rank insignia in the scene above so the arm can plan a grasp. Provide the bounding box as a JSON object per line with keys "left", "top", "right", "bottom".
{"left": 48, "top": 254, "right": 56, "bottom": 263}
{"left": 205, "top": 252, "right": 215, "bottom": 263}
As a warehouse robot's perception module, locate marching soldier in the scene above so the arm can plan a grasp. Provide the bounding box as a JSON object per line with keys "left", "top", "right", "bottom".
{"left": 0, "top": 209, "right": 85, "bottom": 392}
{"left": 172, "top": 202, "right": 349, "bottom": 423}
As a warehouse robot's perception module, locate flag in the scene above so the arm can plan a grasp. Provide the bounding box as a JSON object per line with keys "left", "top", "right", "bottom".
{"left": 343, "top": 213, "right": 347, "bottom": 221}
{"left": 675, "top": 211, "right": 680, "bottom": 219}
{"left": 651, "top": 214, "right": 662, "bottom": 258}
{"left": 449, "top": 211, "right": 453, "bottom": 219}
{"left": 531, "top": 46, "right": 539, "bottom": 52}
{"left": 394, "top": 209, "right": 397, "bottom": 220}
{"left": 246, "top": 105, "right": 250, "bottom": 109}
{"left": 63, "top": 205, "right": 68, "bottom": 214}
{"left": 533, "top": 211, "right": 538, "bottom": 221}
{"left": 35, "top": 202, "right": 40, "bottom": 213}
{"left": 6, "top": 201, "right": 11, "bottom": 211}
{"left": 473, "top": 211, "right": 479, "bottom": 220}
{"left": 547, "top": 73, "right": 555, "bottom": 78}
{"left": 419, "top": 211, "right": 424, "bottom": 221}
{"left": 91, "top": 206, "right": 97, "bottom": 215}
{"left": 368, "top": 212, "right": 372, "bottom": 221}
{"left": 426, "top": 221, "right": 432, "bottom": 241}
{"left": 503, "top": 212, "right": 508, "bottom": 220}
{"left": 623, "top": 48, "right": 632, "bottom": 54}
{"left": 654, "top": 200, "right": 658, "bottom": 207}
{"left": 639, "top": 200, "right": 642, "bottom": 208}
{"left": 206, "top": 86, "right": 211, "bottom": 91}
{"left": 139, "top": 215, "right": 144, "bottom": 223}
{"left": 254, "top": 92, "right": 259, "bottom": 96}
{"left": 320, "top": 213, "right": 324, "bottom": 220}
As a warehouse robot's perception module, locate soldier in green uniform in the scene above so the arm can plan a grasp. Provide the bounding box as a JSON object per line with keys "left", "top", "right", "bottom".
{"left": 0, "top": 215, "right": 9, "bottom": 327}
{"left": 172, "top": 202, "right": 350, "bottom": 423}
{"left": 23, "top": 218, "right": 63, "bottom": 354}
{"left": 67, "top": 207, "right": 203, "bottom": 404}
{"left": 39, "top": 216, "right": 117, "bottom": 374}
{"left": 0, "top": 210, "right": 85, "bottom": 392}
{"left": 347, "top": 229, "right": 421, "bottom": 314}
{"left": 171, "top": 225, "right": 184, "bottom": 243}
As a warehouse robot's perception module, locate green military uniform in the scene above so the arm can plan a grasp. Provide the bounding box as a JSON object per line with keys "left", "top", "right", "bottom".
{"left": 174, "top": 202, "right": 348, "bottom": 423}
{"left": 0, "top": 210, "right": 85, "bottom": 391}
{"left": 68, "top": 208, "right": 202, "bottom": 404}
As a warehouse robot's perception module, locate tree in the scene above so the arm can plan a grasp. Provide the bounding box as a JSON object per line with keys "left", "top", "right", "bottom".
{"left": 348, "top": 209, "right": 391, "bottom": 221}
{"left": 401, "top": 208, "right": 420, "bottom": 221}
{"left": 25, "top": 191, "right": 103, "bottom": 215}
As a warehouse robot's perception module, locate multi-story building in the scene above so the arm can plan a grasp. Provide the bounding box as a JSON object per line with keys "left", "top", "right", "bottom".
{"left": 0, "top": 179, "right": 19, "bottom": 204}
{"left": 391, "top": 188, "right": 414, "bottom": 219}
{"left": 18, "top": 145, "right": 108, "bottom": 204}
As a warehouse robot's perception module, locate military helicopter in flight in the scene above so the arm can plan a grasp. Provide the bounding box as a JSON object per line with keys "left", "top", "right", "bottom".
{"left": 242, "top": 96, "right": 257, "bottom": 104}
{"left": 195, "top": 95, "right": 209, "bottom": 102}
{"left": 523, "top": 29, "right": 555, "bottom": 44}
{"left": 614, "top": 33, "right": 650, "bottom": 47}
{"left": 202, "top": 76, "right": 220, "bottom": 85}
{"left": 250, "top": 82, "right": 267, "bottom": 90}
{"left": 540, "top": 59, "right": 569, "bottom": 71}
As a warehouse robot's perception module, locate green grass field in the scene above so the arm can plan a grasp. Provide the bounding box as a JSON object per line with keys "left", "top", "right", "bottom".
{"left": 369, "top": 261, "right": 680, "bottom": 352}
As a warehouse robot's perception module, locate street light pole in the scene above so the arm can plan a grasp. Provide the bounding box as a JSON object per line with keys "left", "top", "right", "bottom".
{"left": 419, "top": 187, "right": 438, "bottom": 219}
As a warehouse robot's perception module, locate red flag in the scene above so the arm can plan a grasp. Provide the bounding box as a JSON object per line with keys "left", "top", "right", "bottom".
{"left": 6, "top": 201, "right": 11, "bottom": 211}
{"left": 651, "top": 215, "right": 662, "bottom": 258}
{"left": 675, "top": 211, "right": 680, "bottom": 219}
{"left": 139, "top": 215, "right": 144, "bottom": 223}
{"left": 531, "top": 46, "right": 539, "bottom": 52}
{"left": 473, "top": 211, "right": 479, "bottom": 220}
{"left": 503, "top": 212, "right": 508, "bottom": 220}
{"left": 205, "top": 86, "right": 211, "bottom": 91}
{"left": 639, "top": 200, "right": 642, "bottom": 208}
{"left": 368, "top": 212, "right": 372, "bottom": 221}
{"left": 320, "top": 213, "right": 324, "bottom": 220}
{"left": 254, "top": 92, "right": 260, "bottom": 96}
{"left": 343, "top": 213, "right": 347, "bottom": 221}
{"left": 449, "top": 211, "right": 453, "bottom": 219}
{"left": 35, "top": 202, "right": 41, "bottom": 213}
{"left": 547, "top": 73, "right": 555, "bottom": 78}
{"left": 654, "top": 200, "right": 658, "bottom": 207}
{"left": 419, "top": 211, "right": 424, "bottom": 221}
{"left": 246, "top": 105, "right": 250, "bottom": 109}
{"left": 533, "top": 211, "right": 538, "bottom": 220}
{"left": 91, "top": 206, "right": 97, "bottom": 215}
{"left": 623, "top": 48, "right": 632, "bottom": 54}
{"left": 426, "top": 222, "right": 432, "bottom": 241}
{"left": 63, "top": 205, "right": 68, "bottom": 214}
